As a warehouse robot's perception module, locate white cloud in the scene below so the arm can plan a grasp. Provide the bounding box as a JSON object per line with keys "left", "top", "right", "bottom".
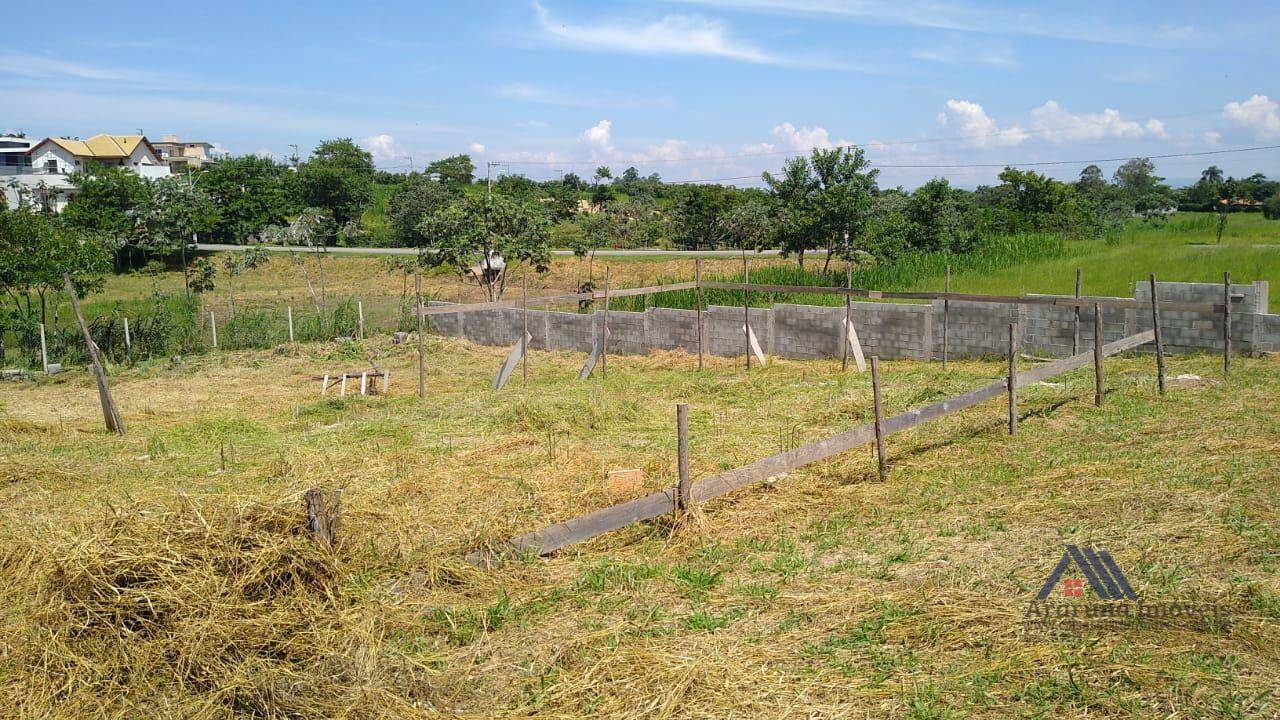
{"left": 1222, "top": 94, "right": 1280, "bottom": 138}
{"left": 360, "top": 133, "right": 400, "bottom": 163}
{"left": 533, "top": 1, "right": 850, "bottom": 69}
{"left": 909, "top": 38, "right": 1016, "bottom": 68}
{"left": 495, "top": 83, "right": 674, "bottom": 109}
{"left": 468, "top": 142, "right": 486, "bottom": 154}
{"left": 1029, "top": 102, "right": 1146, "bottom": 142}
{"left": 935, "top": 99, "right": 1026, "bottom": 147}
{"left": 1202, "top": 130, "right": 1222, "bottom": 146}
{"left": 769, "top": 122, "right": 851, "bottom": 151}
{"left": 580, "top": 119, "right": 617, "bottom": 159}
{"left": 0, "top": 49, "right": 168, "bottom": 83}
{"left": 255, "top": 147, "right": 280, "bottom": 160}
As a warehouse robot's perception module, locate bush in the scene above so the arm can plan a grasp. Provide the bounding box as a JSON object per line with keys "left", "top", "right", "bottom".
{"left": 1264, "top": 194, "right": 1280, "bottom": 220}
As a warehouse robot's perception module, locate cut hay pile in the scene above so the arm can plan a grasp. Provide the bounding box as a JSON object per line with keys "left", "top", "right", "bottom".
{"left": 0, "top": 496, "right": 433, "bottom": 719}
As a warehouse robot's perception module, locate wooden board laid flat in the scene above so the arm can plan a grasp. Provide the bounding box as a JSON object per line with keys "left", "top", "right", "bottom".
{"left": 466, "top": 328, "right": 1156, "bottom": 565}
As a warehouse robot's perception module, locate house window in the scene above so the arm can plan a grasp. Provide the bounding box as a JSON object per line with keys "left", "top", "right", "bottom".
{"left": 45, "top": 159, "right": 58, "bottom": 172}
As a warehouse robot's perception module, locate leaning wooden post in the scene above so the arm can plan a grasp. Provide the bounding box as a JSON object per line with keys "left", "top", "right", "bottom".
{"left": 357, "top": 300, "right": 365, "bottom": 340}
{"left": 415, "top": 269, "right": 426, "bottom": 399}
{"left": 521, "top": 270, "right": 529, "bottom": 387}
{"left": 39, "top": 322, "right": 49, "bottom": 374}
{"left": 842, "top": 262, "right": 853, "bottom": 372}
{"left": 1072, "top": 268, "right": 1083, "bottom": 355}
{"left": 742, "top": 255, "right": 751, "bottom": 370}
{"left": 942, "top": 264, "right": 950, "bottom": 368}
{"left": 1148, "top": 274, "right": 1165, "bottom": 395}
{"left": 1223, "top": 271, "right": 1231, "bottom": 376}
{"left": 63, "top": 275, "right": 124, "bottom": 434}
{"left": 676, "top": 403, "right": 691, "bottom": 513}
{"left": 870, "top": 356, "right": 887, "bottom": 481}
{"left": 1007, "top": 322, "right": 1018, "bottom": 435}
{"left": 210, "top": 311, "right": 218, "bottom": 348}
{"left": 601, "top": 266, "right": 611, "bottom": 378}
{"left": 695, "top": 259, "right": 704, "bottom": 371}
{"left": 287, "top": 306, "right": 295, "bottom": 342}
{"left": 1093, "top": 303, "right": 1104, "bottom": 406}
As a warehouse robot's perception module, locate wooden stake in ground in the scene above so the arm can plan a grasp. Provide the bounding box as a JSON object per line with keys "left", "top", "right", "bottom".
{"left": 304, "top": 487, "right": 340, "bottom": 552}
{"left": 695, "top": 259, "right": 704, "bottom": 371}
{"left": 522, "top": 270, "right": 529, "bottom": 387}
{"left": 742, "top": 255, "right": 751, "bottom": 370}
{"left": 415, "top": 269, "right": 426, "bottom": 399}
{"left": 287, "top": 306, "right": 295, "bottom": 342}
{"left": 39, "top": 322, "right": 48, "bottom": 374}
{"left": 1072, "top": 268, "right": 1083, "bottom": 355}
{"left": 601, "top": 266, "right": 611, "bottom": 378}
{"left": 210, "top": 311, "right": 218, "bottom": 348}
{"left": 122, "top": 317, "right": 131, "bottom": 357}
{"left": 1007, "top": 322, "right": 1018, "bottom": 435}
{"left": 676, "top": 403, "right": 691, "bottom": 513}
{"left": 1093, "top": 303, "right": 1104, "bottom": 406}
{"left": 1148, "top": 274, "right": 1165, "bottom": 394}
{"left": 870, "top": 356, "right": 887, "bottom": 481}
{"left": 842, "top": 263, "right": 853, "bottom": 372}
{"left": 63, "top": 275, "right": 124, "bottom": 434}
{"left": 1223, "top": 271, "right": 1232, "bottom": 376}
{"left": 942, "top": 264, "right": 950, "bottom": 368}
{"left": 357, "top": 300, "right": 365, "bottom": 340}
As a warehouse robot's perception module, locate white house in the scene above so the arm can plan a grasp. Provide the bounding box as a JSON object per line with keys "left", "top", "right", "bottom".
{"left": 3, "top": 134, "right": 170, "bottom": 212}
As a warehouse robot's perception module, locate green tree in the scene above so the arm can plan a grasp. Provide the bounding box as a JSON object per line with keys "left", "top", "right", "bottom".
{"left": 1263, "top": 193, "right": 1280, "bottom": 220}
{"left": 61, "top": 163, "right": 152, "bottom": 268}
{"left": 809, "top": 147, "right": 880, "bottom": 271}
{"left": 1113, "top": 157, "right": 1172, "bottom": 214}
{"left": 763, "top": 156, "right": 820, "bottom": 266}
{"left": 671, "top": 184, "right": 736, "bottom": 250}
{"left": 296, "top": 138, "right": 375, "bottom": 229}
{"left": 197, "top": 154, "right": 298, "bottom": 244}
{"left": 0, "top": 206, "right": 111, "bottom": 329}
{"left": 417, "top": 194, "right": 552, "bottom": 301}
{"left": 905, "top": 178, "right": 965, "bottom": 252}
{"left": 385, "top": 173, "right": 458, "bottom": 246}
{"left": 426, "top": 155, "right": 475, "bottom": 185}
{"left": 220, "top": 246, "right": 270, "bottom": 318}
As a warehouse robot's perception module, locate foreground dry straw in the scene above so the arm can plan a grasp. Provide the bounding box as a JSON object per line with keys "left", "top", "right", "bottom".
{"left": 0, "top": 338, "right": 1278, "bottom": 718}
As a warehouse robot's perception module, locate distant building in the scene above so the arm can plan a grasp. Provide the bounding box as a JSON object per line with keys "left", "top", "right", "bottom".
{"left": 153, "top": 134, "right": 218, "bottom": 169}
{"left": 3, "top": 133, "right": 169, "bottom": 212}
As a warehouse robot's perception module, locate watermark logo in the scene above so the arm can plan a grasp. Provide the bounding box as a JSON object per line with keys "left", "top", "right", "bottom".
{"left": 1023, "top": 544, "right": 1229, "bottom": 639}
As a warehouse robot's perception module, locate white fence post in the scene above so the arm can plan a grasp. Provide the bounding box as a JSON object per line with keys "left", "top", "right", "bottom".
{"left": 287, "top": 306, "right": 294, "bottom": 342}
{"left": 357, "top": 300, "right": 365, "bottom": 340}
{"left": 39, "top": 323, "right": 49, "bottom": 374}
{"left": 210, "top": 311, "right": 218, "bottom": 348}
{"left": 123, "top": 317, "right": 131, "bottom": 354}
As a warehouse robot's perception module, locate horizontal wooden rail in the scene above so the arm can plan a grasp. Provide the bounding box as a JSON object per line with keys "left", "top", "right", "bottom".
{"left": 599, "top": 280, "right": 698, "bottom": 299}
{"left": 421, "top": 291, "right": 593, "bottom": 316}
{"left": 466, "top": 328, "right": 1155, "bottom": 565}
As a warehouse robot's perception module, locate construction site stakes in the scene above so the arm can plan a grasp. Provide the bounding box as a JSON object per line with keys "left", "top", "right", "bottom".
{"left": 339, "top": 374, "right": 347, "bottom": 397}
{"left": 39, "top": 322, "right": 48, "bottom": 374}
{"left": 1223, "top": 271, "right": 1232, "bottom": 376}
{"left": 360, "top": 372, "right": 368, "bottom": 396}
{"left": 1149, "top": 274, "right": 1166, "bottom": 394}
{"left": 287, "top": 306, "right": 295, "bottom": 342}
{"left": 415, "top": 270, "right": 426, "bottom": 399}
{"left": 870, "top": 356, "right": 887, "bottom": 481}
{"left": 322, "top": 374, "right": 330, "bottom": 397}
{"left": 1008, "top": 323, "right": 1018, "bottom": 435}
{"left": 601, "top": 267, "right": 610, "bottom": 378}
{"left": 357, "top": 300, "right": 365, "bottom": 340}
{"left": 210, "top": 311, "right": 218, "bottom": 348}
{"left": 695, "top": 259, "right": 704, "bottom": 371}
{"left": 676, "top": 403, "right": 691, "bottom": 513}
{"left": 382, "top": 368, "right": 390, "bottom": 394}
{"left": 63, "top": 275, "right": 124, "bottom": 434}
{"left": 942, "top": 264, "right": 950, "bottom": 368}
{"left": 1093, "top": 303, "right": 1104, "bottom": 406}
{"left": 742, "top": 256, "right": 751, "bottom": 370}
{"left": 1072, "top": 268, "right": 1083, "bottom": 355}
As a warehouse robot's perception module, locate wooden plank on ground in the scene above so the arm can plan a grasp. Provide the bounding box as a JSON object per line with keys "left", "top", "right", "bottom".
{"left": 466, "top": 328, "right": 1156, "bottom": 563}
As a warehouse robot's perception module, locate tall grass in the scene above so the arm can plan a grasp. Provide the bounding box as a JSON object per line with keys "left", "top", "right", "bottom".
{"left": 610, "top": 232, "right": 1076, "bottom": 311}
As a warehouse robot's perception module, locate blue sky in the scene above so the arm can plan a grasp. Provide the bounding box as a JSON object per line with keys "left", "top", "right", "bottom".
{"left": 4, "top": 0, "right": 1279, "bottom": 187}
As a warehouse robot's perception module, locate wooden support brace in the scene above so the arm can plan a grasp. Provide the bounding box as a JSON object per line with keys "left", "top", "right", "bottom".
{"left": 742, "top": 324, "right": 767, "bottom": 367}
{"left": 493, "top": 332, "right": 532, "bottom": 390}
{"left": 843, "top": 317, "right": 867, "bottom": 372}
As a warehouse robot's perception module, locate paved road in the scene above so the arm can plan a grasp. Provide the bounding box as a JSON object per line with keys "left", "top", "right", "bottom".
{"left": 195, "top": 243, "right": 821, "bottom": 258}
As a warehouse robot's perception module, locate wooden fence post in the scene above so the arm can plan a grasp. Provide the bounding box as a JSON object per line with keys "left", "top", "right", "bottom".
{"left": 695, "top": 259, "right": 704, "bottom": 371}
{"left": 870, "top": 356, "right": 887, "bottom": 481}
{"left": 1223, "top": 271, "right": 1231, "bottom": 376}
{"left": 287, "top": 306, "right": 295, "bottom": 342}
{"left": 742, "top": 256, "right": 751, "bottom": 370}
{"left": 357, "top": 300, "right": 365, "bottom": 340}
{"left": 601, "top": 266, "right": 611, "bottom": 378}
{"left": 1007, "top": 322, "right": 1018, "bottom": 435}
{"left": 123, "top": 316, "right": 131, "bottom": 357}
{"left": 522, "top": 270, "right": 529, "bottom": 387}
{"left": 1148, "top": 274, "right": 1165, "bottom": 394}
{"left": 843, "top": 262, "right": 853, "bottom": 372}
{"left": 63, "top": 275, "right": 124, "bottom": 434}
{"left": 1072, "top": 268, "right": 1083, "bottom": 355}
{"left": 210, "top": 311, "right": 218, "bottom": 348}
{"left": 1093, "top": 303, "right": 1103, "bottom": 406}
{"left": 942, "top": 264, "right": 950, "bottom": 368}
{"left": 676, "top": 403, "right": 691, "bottom": 513}
{"left": 39, "top": 322, "right": 48, "bottom": 374}
{"left": 415, "top": 269, "right": 426, "bottom": 399}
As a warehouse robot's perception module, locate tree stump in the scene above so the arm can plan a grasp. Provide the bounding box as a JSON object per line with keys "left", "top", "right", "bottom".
{"left": 304, "top": 487, "right": 341, "bottom": 551}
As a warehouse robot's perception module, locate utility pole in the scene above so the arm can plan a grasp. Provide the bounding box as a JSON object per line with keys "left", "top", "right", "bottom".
{"left": 288, "top": 143, "right": 299, "bottom": 168}
{"left": 486, "top": 161, "right": 507, "bottom": 198}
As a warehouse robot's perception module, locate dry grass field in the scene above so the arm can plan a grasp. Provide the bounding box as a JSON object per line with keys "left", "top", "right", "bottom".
{"left": 1, "top": 334, "right": 1277, "bottom": 718}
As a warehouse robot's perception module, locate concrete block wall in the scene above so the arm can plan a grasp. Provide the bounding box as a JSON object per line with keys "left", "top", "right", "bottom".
{"left": 425, "top": 280, "right": 1277, "bottom": 361}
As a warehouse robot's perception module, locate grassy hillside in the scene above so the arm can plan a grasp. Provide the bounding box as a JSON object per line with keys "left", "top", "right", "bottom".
{"left": 1, "top": 336, "right": 1276, "bottom": 716}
